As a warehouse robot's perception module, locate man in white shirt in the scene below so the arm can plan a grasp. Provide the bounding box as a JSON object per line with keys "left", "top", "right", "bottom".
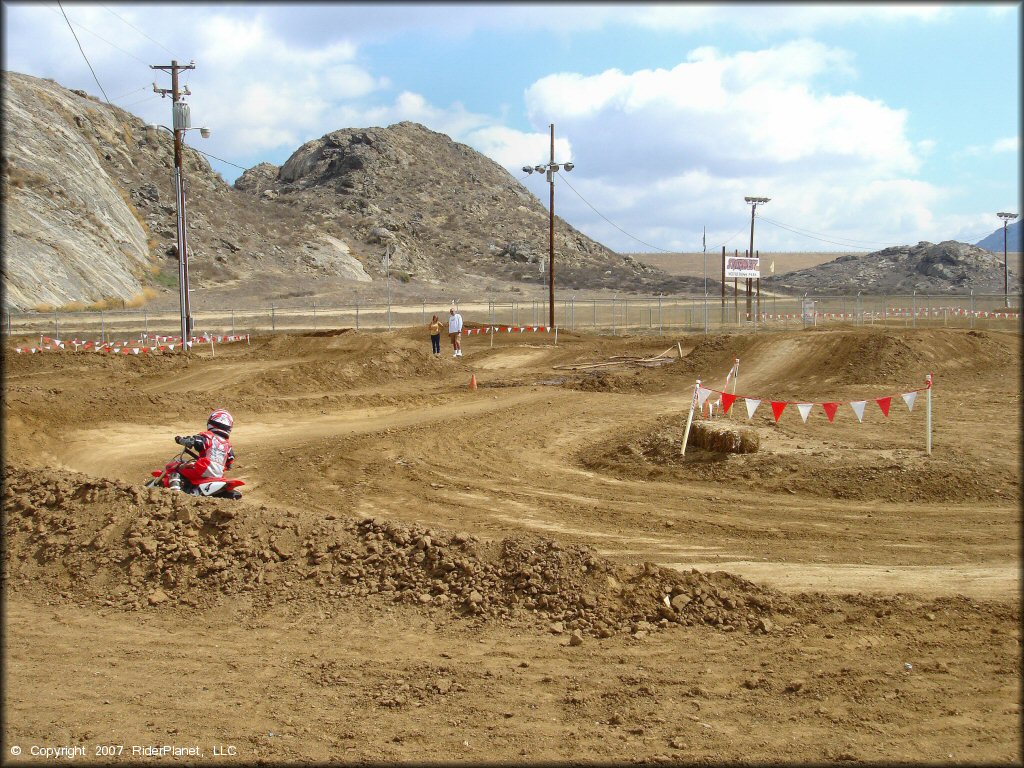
{"left": 448, "top": 306, "right": 464, "bottom": 357}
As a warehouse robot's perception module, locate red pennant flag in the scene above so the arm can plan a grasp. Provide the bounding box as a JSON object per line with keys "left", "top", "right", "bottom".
{"left": 721, "top": 392, "right": 736, "bottom": 414}
{"left": 771, "top": 401, "right": 787, "bottom": 422}
{"left": 876, "top": 396, "right": 891, "bottom": 417}
{"left": 822, "top": 402, "right": 839, "bottom": 422}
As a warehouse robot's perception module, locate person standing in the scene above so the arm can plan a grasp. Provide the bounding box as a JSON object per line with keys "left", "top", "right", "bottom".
{"left": 428, "top": 314, "right": 442, "bottom": 355}
{"left": 448, "top": 306, "right": 464, "bottom": 357}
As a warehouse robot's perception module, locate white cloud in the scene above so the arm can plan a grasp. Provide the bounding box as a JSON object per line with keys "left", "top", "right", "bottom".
{"left": 461, "top": 37, "right": 978, "bottom": 252}
{"left": 2, "top": 3, "right": 1011, "bottom": 254}
{"left": 628, "top": 4, "right": 950, "bottom": 35}
{"left": 992, "top": 137, "right": 1019, "bottom": 154}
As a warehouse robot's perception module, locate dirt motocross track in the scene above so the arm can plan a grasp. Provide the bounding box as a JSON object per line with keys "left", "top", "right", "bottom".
{"left": 3, "top": 325, "right": 1021, "bottom": 764}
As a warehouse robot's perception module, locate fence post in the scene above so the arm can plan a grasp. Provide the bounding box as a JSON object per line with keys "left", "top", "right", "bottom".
{"left": 6, "top": 310, "right": 10, "bottom": 337}
{"left": 313, "top": 301, "right": 317, "bottom": 331}
{"left": 925, "top": 373, "right": 933, "bottom": 455}
{"left": 969, "top": 292, "right": 975, "bottom": 329}
{"left": 681, "top": 379, "right": 701, "bottom": 456}
{"left": 571, "top": 296, "right": 575, "bottom": 331}
{"left": 271, "top": 304, "right": 276, "bottom": 332}
{"left": 100, "top": 310, "right": 105, "bottom": 343}
{"left": 53, "top": 310, "right": 59, "bottom": 340}
{"left": 912, "top": 290, "right": 916, "bottom": 328}
{"left": 231, "top": 309, "right": 234, "bottom": 335}
{"left": 658, "top": 295, "right": 663, "bottom": 336}
{"left": 355, "top": 303, "right": 359, "bottom": 330}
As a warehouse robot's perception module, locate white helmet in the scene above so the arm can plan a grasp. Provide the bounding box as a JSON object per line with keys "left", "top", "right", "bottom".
{"left": 207, "top": 409, "right": 233, "bottom": 437}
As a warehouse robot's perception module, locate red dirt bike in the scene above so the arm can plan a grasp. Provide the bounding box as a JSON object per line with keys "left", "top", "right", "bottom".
{"left": 145, "top": 440, "right": 245, "bottom": 500}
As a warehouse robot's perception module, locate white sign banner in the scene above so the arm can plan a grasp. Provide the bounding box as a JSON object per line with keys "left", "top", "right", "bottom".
{"left": 725, "top": 256, "right": 760, "bottom": 278}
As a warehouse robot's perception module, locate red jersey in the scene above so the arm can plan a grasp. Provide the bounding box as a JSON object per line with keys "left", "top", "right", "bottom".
{"left": 180, "top": 430, "right": 235, "bottom": 483}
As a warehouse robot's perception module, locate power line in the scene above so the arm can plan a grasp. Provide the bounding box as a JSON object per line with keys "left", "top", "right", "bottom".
{"left": 758, "top": 215, "right": 895, "bottom": 249}
{"left": 554, "top": 173, "right": 673, "bottom": 253}
{"left": 192, "top": 148, "right": 248, "bottom": 172}
{"left": 47, "top": 3, "right": 149, "bottom": 66}
{"left": 99, "top": 3, "right": 177, "bottom": 57}
{"left": 111, "top": 85, "right": 148, "bottom": 101}
{"left": 546, "top": 171, "right": 746, "bottom": 254}
{"left": 57, "top": 1, "right": 110, "bottom": 103}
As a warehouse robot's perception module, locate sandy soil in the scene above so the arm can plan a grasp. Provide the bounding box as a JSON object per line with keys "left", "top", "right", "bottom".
{"left": 2, "top": 324, "right": 1020, "bottom": 764}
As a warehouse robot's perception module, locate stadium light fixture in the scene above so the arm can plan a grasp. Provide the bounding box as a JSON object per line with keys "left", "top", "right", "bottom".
{"left": 997, "top": 212, "right": 1018, "bottom": 308}
{"left": 522, "top": 124, "right": 575, "bottom": 329}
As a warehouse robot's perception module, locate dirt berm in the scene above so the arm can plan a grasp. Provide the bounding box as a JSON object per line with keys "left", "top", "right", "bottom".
{"left": 3, "top": 324, "right": 1020, "bottom": 763}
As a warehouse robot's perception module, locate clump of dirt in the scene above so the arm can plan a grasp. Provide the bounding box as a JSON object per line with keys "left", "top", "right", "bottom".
{"left": 564, "top": 369, "right": 649, "bottom": 393}
{"left": 3, "top": 464, "right": 793, "bottom": 638}
{"left": 688, "top": 422, "right": 760, "bottom": 453}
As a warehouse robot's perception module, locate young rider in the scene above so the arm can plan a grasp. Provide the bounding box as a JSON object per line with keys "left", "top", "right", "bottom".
{"left": 169, "top": 409, "right": 238, "bottom": 497}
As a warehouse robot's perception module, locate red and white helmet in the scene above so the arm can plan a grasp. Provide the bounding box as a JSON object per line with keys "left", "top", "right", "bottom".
{"left": 207, "top": 409, "right": 233, "bottom": 437}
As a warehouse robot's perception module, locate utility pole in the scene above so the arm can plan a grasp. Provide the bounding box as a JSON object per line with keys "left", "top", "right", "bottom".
{"left": 744, "top": 196, "right": 769, "bottom": 322}
{"left": 997, "top": 212, "right": 1018, "bottom": 308}
{"left": 720, "top": 245, "right": 725, "bottom": 322}
{"left": 522, "top": 124, "right": 573, "bottom": 330}
{"left": 151, "top": 60, "right": 196, "bottom": 352}
{"left": 548, "top": 124, "right": 555, "bottom": 329}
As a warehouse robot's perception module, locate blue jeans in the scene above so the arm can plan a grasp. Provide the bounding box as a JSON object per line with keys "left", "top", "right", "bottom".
{"left": 431, "top": 334, "right": 441, "bottom": 353}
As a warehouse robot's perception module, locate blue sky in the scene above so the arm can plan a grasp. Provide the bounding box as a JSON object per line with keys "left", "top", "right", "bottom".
{"left": 2, "top": 2, "right": 1020, "bottom": 254}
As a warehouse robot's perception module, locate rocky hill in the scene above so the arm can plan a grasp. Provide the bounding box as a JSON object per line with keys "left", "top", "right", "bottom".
{"left": 762, "top": 241, "right": 1019, "bottom": 296}
{"left": 976, "top": 220, "right": 1020, "bottom": 253}
{"left": 1, "top": 71, "right": 699, "bottom": 313}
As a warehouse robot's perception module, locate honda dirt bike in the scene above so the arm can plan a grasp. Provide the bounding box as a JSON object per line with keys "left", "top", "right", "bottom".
{"left": 146, "top": 441, "right": 245, "bottom": 500}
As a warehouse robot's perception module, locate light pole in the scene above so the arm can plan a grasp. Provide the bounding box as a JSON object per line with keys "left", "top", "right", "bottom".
{"left": 997, "top": 212, "right": 1018, "bottom": 307}
{"left": 523, "top": 123, "right": 574, "bottom": 329}
{"left": 744, "top": 196, "right": 769, "bottom": 263}
{"left": 744, "top": 197, "right": 769, "bottom": 324}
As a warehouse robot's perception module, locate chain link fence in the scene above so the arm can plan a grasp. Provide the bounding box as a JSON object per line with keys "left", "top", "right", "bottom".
{"left": 4, "top": 292, "right": 1021, "bottom": 344}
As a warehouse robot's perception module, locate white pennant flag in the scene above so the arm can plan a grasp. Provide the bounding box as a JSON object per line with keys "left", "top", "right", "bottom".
{"left": 901, "top": 391, "right": 917, "bottom": 412}
{"left": 796, "top": 403, "right": 813, "bottom": 423}
{"left": 850, "top": 400, "right": 867, "bottom": 423}
{"left": 696, "top": 387, "right": 713, "bottom": 409}
{"left": 744, "top": 398, "right": 761, "bottom": 419}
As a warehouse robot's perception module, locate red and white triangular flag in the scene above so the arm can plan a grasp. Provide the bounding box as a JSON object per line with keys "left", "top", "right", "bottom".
{"left": 770, "top": 401, "right": 787, "bottom": 422}
{"left": 744, "top": 398, "right": 761, "bottom": 419}
{"left": 720, "top": 392, "right": 736, "bottom": 414}
{"left": 822, "top": 402, "right": 839, "bottom": 422}
{"left": 796, "top": 403, "right": 812, "bottom": 423}
{"left": 901, "top": 391, "right": 917, "bottom": 412}
{"left": 876, "top": 396, "right": 892, "bottom": 417}
{"left": 850, "top": 400, "right": 867, "bottom": 423}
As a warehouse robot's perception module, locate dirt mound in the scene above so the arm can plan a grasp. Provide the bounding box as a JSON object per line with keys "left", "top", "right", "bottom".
{"left": 3, "top": 464, "right": 792, "bottom": 638}
{"left": 582, "top": 422, "right": 1016, "bottom": 503}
